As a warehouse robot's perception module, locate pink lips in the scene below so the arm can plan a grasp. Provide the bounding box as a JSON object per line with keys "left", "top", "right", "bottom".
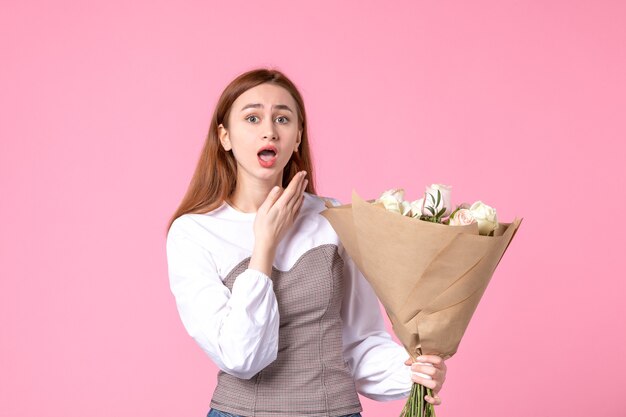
{"left": 257, "top": 144, "right": 278, "bottom": 154}
{"left": 258, "top": 155, "right": 277, "bottom": 168}
{"left": 257, "top": 145, "right": 278, "bottom": 168}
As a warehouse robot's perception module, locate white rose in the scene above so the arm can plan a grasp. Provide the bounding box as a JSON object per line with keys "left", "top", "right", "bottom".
{"left": 376, "top": 188, "right": 405, "bottom": 214}
{"left": 410, "top": 198, "right": 424, "bottom": 218}
{"left": 400, "top": 200, "right": 412, "bottom": 216}
{"left": 448, "top": 208, "right": 476, "bottom": 226}
{"left": 422, "top": 184, "right": 452, "bottom": 217}
{"left": 469, "top": 201, "right": 499, "bottom": 235}
{"left": 378, "top": 188, "right": 405, "bottom": 202}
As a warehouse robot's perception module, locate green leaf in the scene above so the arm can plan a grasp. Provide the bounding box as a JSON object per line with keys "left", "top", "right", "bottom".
{"left": 449, "top": 206, "right": 460, "bottom": 219}
{"left": 437, "top": 207, "right": 446, "bottom": 217}
{"left": 435, "top": 189, "right": 441, "bottom": 208}
{"left": 426, "top": 206, "right": 435, "bottom": 215}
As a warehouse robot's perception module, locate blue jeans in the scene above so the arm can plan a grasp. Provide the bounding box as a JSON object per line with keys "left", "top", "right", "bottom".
{"left": 207, "top": 408, "right": 362, "bottom": 417}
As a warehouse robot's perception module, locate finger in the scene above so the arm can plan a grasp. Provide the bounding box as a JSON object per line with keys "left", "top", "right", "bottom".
{"left": 289, "top": 177, "right": 307, "bottom": 211}
{"left": 292, "top": 197, "right": 304, "bottom": 221}
{"left": 292, "top": 184, "right": 306, "bottom": 218}
{"left": 425, "top": 394, "right": 442, "bottom": 406}
{"left": 416, "top": 355, "right": 444, "bottom": 368}
{"left": 289, "top": 177, "right": 307, "bottom": 216}
{"left": 276, "top": 171, "right": 306, "bottom": 209}
{"left": 411, "top": 363, "right": 437, "bottom": 378}
{"left": 299, "top": 178, "right": 308, "bottom": 200}
{"left": 284, "top": 173, "right": 307, "bottom": 211}
{"left": 410, "top": 374, "right": 436, "bottom": 390}
{"left": 294, "top": 171, "right": 307, "bottom": 197}
{"left": 301, "top": 175, "right": 308, "bottom": 193}
{"left": 404, "top": 357, "right": 413, "bottom": 366}
{"left": 260, "top": 186, "right": 283, "bottom": 213}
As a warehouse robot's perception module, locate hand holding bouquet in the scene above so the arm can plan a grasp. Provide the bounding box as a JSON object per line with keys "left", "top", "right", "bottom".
{"left": 320, "top": 184, "right": 522, "bottom": 417}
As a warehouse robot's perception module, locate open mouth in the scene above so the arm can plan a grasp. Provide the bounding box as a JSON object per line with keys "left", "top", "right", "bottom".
{"left": 258, "top": 149, "right": 277, "bottom": 161}
{"left": 257, "top": 148, "right": 278, "bottom": 167}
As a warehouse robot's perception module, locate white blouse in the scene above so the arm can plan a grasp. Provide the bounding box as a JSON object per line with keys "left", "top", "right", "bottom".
{"left": 166, "top": 191, "right": 414, "bottom": 401}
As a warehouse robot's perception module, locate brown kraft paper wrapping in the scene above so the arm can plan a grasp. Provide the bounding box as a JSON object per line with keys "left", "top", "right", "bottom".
{"left": 320, "top": 190, "right": 523, "bottom": 361}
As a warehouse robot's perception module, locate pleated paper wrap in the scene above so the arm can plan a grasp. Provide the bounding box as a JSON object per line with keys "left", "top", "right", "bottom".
{"left": 320, "top": 191, "right": 523, "bottom": 361}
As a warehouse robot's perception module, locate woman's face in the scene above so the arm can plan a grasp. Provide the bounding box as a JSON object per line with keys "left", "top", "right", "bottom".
{"left": 218, "top": 83, "right": 302, "bottom": 185}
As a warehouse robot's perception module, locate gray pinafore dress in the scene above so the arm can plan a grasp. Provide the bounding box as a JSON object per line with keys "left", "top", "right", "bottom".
{"left": 209, "top": 244, "right": 362, "bottom": 417}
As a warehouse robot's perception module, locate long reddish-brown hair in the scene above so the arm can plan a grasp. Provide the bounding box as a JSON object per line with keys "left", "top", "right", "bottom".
{"left": 166, "top": 68, "right": 317, "bottom": 233}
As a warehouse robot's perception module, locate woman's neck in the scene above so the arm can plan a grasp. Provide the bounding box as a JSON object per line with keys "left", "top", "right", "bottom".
{"left": 227, "top": 173, "right": 282, "bottom": 213}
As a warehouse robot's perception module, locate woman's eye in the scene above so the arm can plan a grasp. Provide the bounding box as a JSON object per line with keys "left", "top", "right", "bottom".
{"left": 276, "top": 116, "right": 289, "bottom": 124}
{"left": 246, "top": 115, "right": 259, "bottom": 123}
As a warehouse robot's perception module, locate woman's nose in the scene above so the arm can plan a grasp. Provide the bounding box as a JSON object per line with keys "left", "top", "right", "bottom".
{"left": 262, "top": 117, "right": 277, "bottom": 139}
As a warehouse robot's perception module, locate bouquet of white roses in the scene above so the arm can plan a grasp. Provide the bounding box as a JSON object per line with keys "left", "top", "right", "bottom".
{"left": 321, "top": 184, "right": 522, "bottom": 417}
{"left": 377, "top": 185, "right": 500, "bottom": 235}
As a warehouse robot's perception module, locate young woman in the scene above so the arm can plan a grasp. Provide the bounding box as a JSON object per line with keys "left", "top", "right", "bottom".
{"left": 166, "top": 68, "right": 447, "bottom": 417}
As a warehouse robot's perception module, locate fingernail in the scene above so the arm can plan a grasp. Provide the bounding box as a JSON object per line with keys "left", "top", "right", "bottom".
{"left": 416, "top": 356, "right": 424, "bottom": 361}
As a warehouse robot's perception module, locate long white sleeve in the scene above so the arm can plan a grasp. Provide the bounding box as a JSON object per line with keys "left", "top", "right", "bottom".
{"left": 324, "top": 198, "right": 413, "bottom": 401}
{"left": 166, "top": 216, "right": 280, "bottom": 379}
{"left": 340, "top": 249, "right": 414, "bottom": 401}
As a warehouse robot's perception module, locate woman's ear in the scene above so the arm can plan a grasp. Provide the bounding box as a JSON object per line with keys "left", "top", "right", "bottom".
{"left": 295, "top": 129, "right": 302, "bottom": 152}
{"left": 218, "top": 124, "right": 232, "bottom": 151}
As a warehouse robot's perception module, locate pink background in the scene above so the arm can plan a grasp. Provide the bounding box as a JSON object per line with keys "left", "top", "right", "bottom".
{"left": 1, "top": 1, "right": 625, "bottom": 416}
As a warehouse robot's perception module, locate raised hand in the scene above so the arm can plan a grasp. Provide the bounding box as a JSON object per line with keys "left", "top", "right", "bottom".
{"left": 254, "top": 171, "right": 308, "bottom": 250}
{"left": 249, "top": 171, "right": 308, "bottom": 276}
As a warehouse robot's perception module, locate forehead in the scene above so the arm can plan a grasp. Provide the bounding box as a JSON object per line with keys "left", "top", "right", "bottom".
{"left": 232, "top": 83, "right": 296, "bottom": 110}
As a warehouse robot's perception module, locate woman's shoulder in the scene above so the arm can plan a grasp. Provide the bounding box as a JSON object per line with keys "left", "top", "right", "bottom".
{"left": 167, "top": 207, "right": 227, "bottom": 241}
{"left": 167, "top": 214, "right": 203, "bottom": 241}
{"left": 168, "top": 201, "right": 233, "bottom": 232}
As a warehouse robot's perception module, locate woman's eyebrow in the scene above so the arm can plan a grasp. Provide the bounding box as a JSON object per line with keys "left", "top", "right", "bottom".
{"left": 240, "top": 103, "right": 293, "bottom": 113}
